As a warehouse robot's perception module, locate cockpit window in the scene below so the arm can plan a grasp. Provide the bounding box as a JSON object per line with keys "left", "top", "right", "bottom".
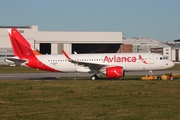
{"left": 160, "top": 56, "right": 168, "bottom": 60}
{"left": 163, "top": 56, "right": 168, "bottom": 59}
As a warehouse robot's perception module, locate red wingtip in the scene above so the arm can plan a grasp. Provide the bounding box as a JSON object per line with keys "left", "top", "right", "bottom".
{"left": 62, "top": 50, "right": 71, "bottom": 60}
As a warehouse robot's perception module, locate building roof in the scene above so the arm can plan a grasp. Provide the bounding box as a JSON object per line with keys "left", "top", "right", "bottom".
{"left": 122, "top": 37, "right": 171, "bottom": 48}
{"left": 123, "top": 37, "right": 160, "bottom": 44}
{"left": 165, "top": 43, "right": 180, "bottom": 49}
{"left": 0, "top": 25, "right": 31, "bottom": 28}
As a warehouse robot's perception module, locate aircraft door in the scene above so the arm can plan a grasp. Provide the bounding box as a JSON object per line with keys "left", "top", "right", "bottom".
{"left": 149, "top": 54, "right": 154, "bottom": 64}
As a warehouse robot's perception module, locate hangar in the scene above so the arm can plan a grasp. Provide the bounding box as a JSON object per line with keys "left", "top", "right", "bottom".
{"left": 0, "top": 25, "right": 122, "bottom": 64}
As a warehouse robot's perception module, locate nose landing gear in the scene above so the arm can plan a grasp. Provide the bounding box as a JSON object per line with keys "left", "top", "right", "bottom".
{"left": 91, "top": 75, "right": 98, "bottom": 80}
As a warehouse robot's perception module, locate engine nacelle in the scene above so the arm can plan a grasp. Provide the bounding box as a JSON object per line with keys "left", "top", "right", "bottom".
{"left": 106, "top": 66, "right": 124, "bottom": 78}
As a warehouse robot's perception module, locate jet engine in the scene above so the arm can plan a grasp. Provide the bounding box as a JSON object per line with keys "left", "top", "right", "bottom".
{"left": 105, "top": 66, "right": 124, "bottom": 78}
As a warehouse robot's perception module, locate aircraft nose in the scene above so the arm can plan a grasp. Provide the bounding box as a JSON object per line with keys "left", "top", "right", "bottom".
{"left": 168, "top": 61, "right": 175, "bottom": 68}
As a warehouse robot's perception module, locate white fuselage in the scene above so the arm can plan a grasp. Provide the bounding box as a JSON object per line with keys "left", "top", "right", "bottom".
{"left": 34, "top": 53, "right": 174, "bottom": 72}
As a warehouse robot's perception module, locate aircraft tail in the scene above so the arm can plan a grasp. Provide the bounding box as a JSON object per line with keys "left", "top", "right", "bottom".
{"left": 8, "top": 28, "right": 41, "bottom": 57}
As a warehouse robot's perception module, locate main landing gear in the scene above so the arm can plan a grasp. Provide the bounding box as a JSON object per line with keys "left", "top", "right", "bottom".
{"left": 91, "top": 75, "right": 98, "bottom": 80}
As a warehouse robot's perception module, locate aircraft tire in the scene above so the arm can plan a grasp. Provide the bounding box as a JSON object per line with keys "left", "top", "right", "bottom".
{"left": 157, "top": 76, "right": 162, "bottom": 80}
{"left": 91, "top": 75, "right": 98, "bottom": 80}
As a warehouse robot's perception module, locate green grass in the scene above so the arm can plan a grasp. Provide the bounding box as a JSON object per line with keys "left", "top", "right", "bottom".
{"left": 0, "top": 80, "right": 180, "bottom": 120}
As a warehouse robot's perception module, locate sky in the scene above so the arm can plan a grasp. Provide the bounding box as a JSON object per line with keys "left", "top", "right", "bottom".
{"left": 0, "top": 0, "right": 180, "bottom": 42}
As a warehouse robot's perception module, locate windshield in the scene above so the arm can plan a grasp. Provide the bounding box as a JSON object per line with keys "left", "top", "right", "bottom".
{"left": 160, "top": 56, "right": 168, "bottom": 60}
{"left": 163, "top": 56, "right": 168, "bottom": 60}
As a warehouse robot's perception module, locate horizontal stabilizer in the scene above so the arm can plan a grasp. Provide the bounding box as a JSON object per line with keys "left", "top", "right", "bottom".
{"left": 5, "top": 57, "right": 27, "bottom": 66}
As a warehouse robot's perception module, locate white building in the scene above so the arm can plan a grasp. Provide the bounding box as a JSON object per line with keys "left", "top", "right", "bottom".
{"left": 0, "top": 25, "right": 122, "bottom": 64}
{"left": 122, "top": 37, "right": 172, "bottom": 60}
{"left": 0, "top": 25, "right": 178, "bottom": 64}
{"left": 123, "top": 37, "right": 169, "bottom": 53}
{"left": 165, "top": 42, "right": 180, "bottom": 62}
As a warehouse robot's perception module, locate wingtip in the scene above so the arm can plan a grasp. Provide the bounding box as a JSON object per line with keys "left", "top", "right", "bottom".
{"left": 62, "top": 50, "right": 71, "bottom": 60}
{"left": 62, "top": 50, "right": 65, "bottom": 54}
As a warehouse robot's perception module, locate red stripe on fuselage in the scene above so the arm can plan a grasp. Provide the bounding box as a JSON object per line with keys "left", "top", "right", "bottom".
{"left": 23, "top": 55, "right": 61, "bottom": 72}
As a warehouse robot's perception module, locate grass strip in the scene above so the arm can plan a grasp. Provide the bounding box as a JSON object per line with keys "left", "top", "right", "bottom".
{"left": 0, "top": 80, "right": 180, "bottom": 119}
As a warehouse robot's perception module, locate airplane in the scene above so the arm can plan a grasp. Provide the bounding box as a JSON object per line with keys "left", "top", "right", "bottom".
{"left": 5, "top": 28, "right": 175, "bottom": 80}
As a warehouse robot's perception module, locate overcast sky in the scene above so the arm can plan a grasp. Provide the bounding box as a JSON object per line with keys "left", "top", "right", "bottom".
{"left": 1, "top": 0, "right": 180, "bottom": 42}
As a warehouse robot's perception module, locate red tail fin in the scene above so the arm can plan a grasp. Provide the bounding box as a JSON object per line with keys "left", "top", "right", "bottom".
{"left": 8, "top": 28, "right": 41, "bottom": 57}
{"left": 8, "top": 31, "right": 19, "bottom": 56}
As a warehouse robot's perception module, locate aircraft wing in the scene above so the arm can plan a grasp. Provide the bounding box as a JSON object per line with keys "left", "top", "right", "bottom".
{"left": 5, "top": 57, "right": 27, "bottom": 66}
{"left": 71, "top": 59, "right": 105, "bottom": 70}
{"left": 62, "top": 50, "right": 114, "bottom": 71}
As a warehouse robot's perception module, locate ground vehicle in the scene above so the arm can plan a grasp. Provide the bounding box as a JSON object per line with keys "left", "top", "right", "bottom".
{"left": 141, "top": 75, "right": 158, "bottom": 80}
{"left": 141, "top": 72, "right": 174, "bottom": 80}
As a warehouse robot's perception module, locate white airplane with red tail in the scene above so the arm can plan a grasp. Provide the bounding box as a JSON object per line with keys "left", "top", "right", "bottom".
{"left": 5, "top": 28, "right": 174, "bottom": 80}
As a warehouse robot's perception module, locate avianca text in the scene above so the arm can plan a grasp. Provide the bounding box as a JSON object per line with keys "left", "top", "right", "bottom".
{"left": 103, "top": 55, "right": 136, "bottom": 63}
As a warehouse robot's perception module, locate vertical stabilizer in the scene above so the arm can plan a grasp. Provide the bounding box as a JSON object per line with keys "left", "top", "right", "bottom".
{"left": 7, "top": 28, "right": 41, "bottom": 57}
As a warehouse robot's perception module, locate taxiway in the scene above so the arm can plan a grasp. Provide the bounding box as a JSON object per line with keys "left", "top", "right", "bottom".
{"left": 0, "top": 71, "right": 178, "bottom": 80}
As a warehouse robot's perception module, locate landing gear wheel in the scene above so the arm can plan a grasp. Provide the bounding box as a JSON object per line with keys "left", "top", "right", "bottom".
{"left": 157, "top": 76, "right": 162, "bottom": 80}
{"left": 91, "top": 75, "right": 98, "bottom": 80}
